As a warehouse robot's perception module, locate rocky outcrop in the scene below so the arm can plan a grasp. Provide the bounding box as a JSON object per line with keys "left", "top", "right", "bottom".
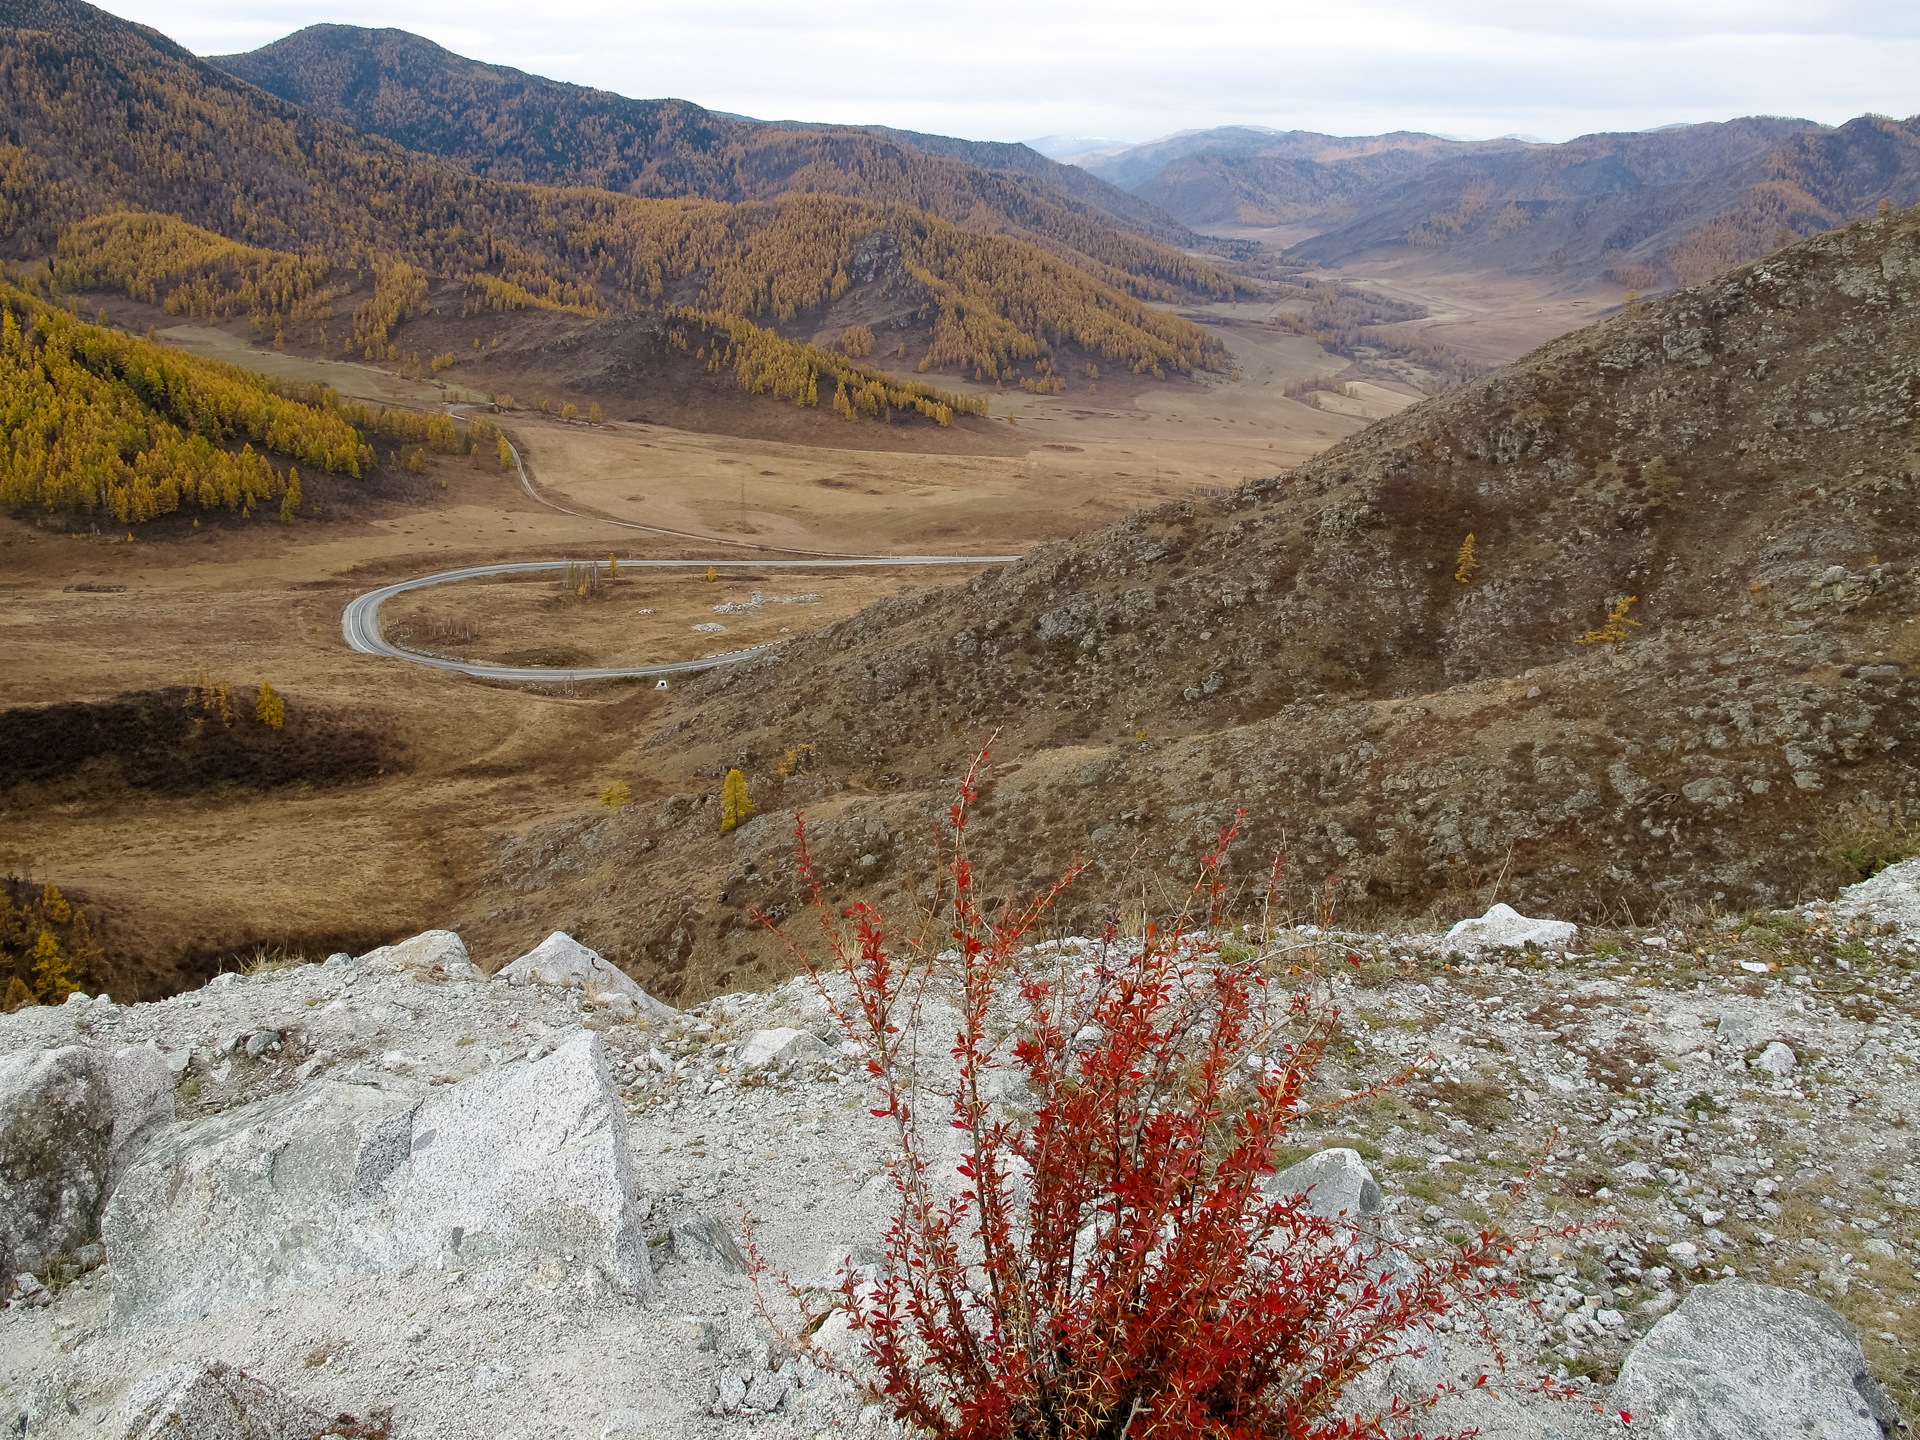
{"left": 0, "top": 1042, "right": 173, "bottom": 1276}
{"left": 355, "top": 930, "right": 481, "bottom": 983}
{"left": 496, "top": 932, "right": 675, "bottom": 1022}
{"left": 1614, "top": 1278, "right": 1900, "bottom": 1438}
{"left": 104, "top": 1031, "right": 649, "bottom": 1327}
{"left": 2, "top": 917, "right": 1911, "bottom": 1440}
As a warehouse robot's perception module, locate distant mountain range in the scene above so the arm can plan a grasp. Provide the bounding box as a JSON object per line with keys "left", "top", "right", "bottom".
{"left": 1077, "top": 117, "right": 1920, "bottom": 289}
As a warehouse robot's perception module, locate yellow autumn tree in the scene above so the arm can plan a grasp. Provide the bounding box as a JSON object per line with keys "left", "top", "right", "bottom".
{"left": 256, "top": 680, "right": 286, "bottom": 730}
{"left": 42, "top": 882, "right": 72, "bottom": 924}
{"left": 31, "top": 928, "right": 74, "bottom": 1002}
{"left": 1, "top": 976, "right": 31, "bottom": 1013}
{"left": 599, "top": 780, "right": 632, "bottom": 810}
{"left": 589, "top": 402, "right": 604, "bottom": 425}
{"left": 1577, "top": 595, "right": 1642, "bottom": 645}
{"left": 720, "top": 769, "right": 754, "bottom": 831}
{"left": 1454, "top": 533, "right": 1478, "bottom": 584}
{"left": 280, "top": 467, "right": 302, "bottom": 522}
{"left": 498, "top": 435, "right": 514, "bottom": 471}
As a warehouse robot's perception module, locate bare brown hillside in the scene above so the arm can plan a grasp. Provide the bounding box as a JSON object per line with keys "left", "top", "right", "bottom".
{"left": 461, "top": 206, "right": 1920, "bottom": 999}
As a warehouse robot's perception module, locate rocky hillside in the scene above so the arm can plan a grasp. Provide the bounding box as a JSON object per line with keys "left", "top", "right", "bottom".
{"left": 490, "top": 204, "right": 1920, "bottom": 994}
{"left": 3, "top": 867, "right": 1917, "bottom": 1436}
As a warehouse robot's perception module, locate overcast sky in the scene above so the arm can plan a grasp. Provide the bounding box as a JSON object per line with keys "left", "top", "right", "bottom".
{"left": 108, "top": 0, "right": 1919, "bottom": 147}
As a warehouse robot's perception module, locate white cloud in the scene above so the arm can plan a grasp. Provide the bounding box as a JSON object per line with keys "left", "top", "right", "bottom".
{"left": 105, "top": 0, "right": 1920, "bottom": 144}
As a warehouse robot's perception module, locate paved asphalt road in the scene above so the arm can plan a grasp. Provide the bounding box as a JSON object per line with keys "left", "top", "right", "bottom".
{"left": 341, "top": 556, "right": 1017, "bottom": 683}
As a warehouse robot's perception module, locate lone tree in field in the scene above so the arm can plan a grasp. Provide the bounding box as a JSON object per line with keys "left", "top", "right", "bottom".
{"left": 497, "top": 435, "right": 513, "bottom": 471}
{"left": 763, "top": 751, "right": 1540, "bottom": 1440}
{"left": 600, "top": 780, "right": 632, "bottom": 810}
{"left": 720, "top": 769, "right": 754, "bottom": 831}
{"left": 255, "top": 680, "right": 285, "bottom": 730}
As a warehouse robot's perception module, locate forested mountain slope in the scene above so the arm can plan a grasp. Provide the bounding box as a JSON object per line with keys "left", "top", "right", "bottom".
{"left": 0, "top": 0, "right": 1236, "bottom": 418}
{"left": 211, "top": 25, "right": 1207, "bottom": 271}
{"left": 564, "top": 206, "right": 1920, "bottom": 968}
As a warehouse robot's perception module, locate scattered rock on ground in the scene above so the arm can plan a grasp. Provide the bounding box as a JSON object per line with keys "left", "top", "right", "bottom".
{"left": 1445, "top": 903, "right": 1579, "bottom": 950}
{"left": 1832, "top": 857, "right": 1920, "bottom": 937}
{"left": 736, "top": 1027, "right": 836, "bottom": 1069}
{"left": 1267, "top": 1147, "right": 1385, "bottom": 1222}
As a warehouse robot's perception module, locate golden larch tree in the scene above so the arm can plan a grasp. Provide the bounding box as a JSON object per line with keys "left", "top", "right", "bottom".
{"left": 1454, "top": 533, "right": 1478, "bottom": 584}
{"left": 31, "top": 929, "right": 74, "bottom": 1002}
{"left": 256, "top": 680, "right": 286, "bottom": 730}
{"left": 720, "top": 769, "right": 754, "bottom": 831}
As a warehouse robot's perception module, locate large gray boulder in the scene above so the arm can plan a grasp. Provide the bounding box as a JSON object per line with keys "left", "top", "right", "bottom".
{"left": 390, "top": 1030, "right": 651, "bottom": 1290}
{"left": 104, "top": 1081, "right": 419, "bottom": 1325}
{"left": 104, "top": 1030, "right": 649, "bottom": 1328}
{"left": 0, "top": 1044, "right": 174, "bottom": 1275}
{"left": 124, "top": 1359, "right": 362, "bottom": 1440}
{"left": 1614, "top": 1278, "right": 1900, "bottom": 1438}
{"left": 496, "top": 932, "right": 675, "bottom": 1022}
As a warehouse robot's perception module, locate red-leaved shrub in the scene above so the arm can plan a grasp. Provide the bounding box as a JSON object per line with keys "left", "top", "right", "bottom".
{"left": 766, "top": 751, "right": 1537, "bottom": 1440}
